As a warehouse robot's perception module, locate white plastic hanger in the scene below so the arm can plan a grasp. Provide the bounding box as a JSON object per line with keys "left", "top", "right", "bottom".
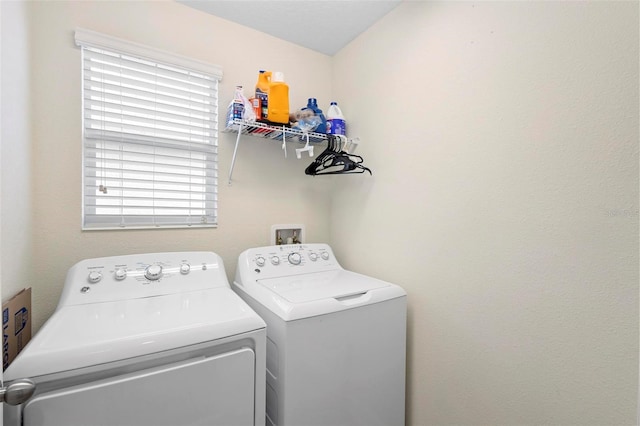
{"left": 296, "top": 133, "right": 314, "bottom": 159}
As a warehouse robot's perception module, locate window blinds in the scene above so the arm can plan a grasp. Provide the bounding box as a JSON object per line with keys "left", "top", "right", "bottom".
{"left": 75, "top": 29, "right": 222, "bottom": 229}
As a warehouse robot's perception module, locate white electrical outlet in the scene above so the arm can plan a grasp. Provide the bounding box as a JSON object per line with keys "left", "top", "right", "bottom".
{"left": 271, "top": 224, "right": 305, "bottom": 245}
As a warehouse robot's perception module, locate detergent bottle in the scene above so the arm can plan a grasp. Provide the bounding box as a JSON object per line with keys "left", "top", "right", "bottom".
{"left": 305, "top": 98, "right": 327, "bottom": 134}
{"left": 255, "top": 70, "right": 290, "bottom": 125}
{"left": 268, "top": 72, "right": 290, "bottom": 124}
{"left": 326, "top": 102, "right": 346, "bottom": 136}
{"left": 255, "top": 70, "right": 271, "bottom": 121}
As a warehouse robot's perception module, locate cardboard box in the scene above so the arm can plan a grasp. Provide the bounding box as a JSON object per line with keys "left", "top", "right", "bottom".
{"left": 2, "top": 288, "right": 32, "bottom": 370}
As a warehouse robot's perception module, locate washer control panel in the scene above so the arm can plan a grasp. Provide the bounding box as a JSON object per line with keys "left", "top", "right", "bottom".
{"left": 237, "top": 243, "right": 341, "bottom": 281}
{"left": 59, "top": 252, "right": 228, "bottom": 307}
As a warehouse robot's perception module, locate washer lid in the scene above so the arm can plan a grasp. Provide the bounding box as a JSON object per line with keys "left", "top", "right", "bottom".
{"left": 258, "top": 270, "right": 388, "bottom": 303}
{"left": 247, "top": 270, "right": 406, "bottom": 321}
{"left": 4, "top": 288, "right": 265, "bottom": 381}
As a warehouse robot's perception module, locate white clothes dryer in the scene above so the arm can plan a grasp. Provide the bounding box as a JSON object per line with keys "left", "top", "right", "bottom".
{"left": 3, "top": 252, "right": 266, "bottom": 426}
{"left": 233, "top": 243, "right": 406, "bottom": 426}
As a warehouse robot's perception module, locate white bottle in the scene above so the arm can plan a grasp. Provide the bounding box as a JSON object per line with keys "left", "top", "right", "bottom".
{"left": 226, "top": 86, "right": 255, "bottom": 131}
{"left": 326, "top": 101, "right": 346, "bottom": 136}
{"left": 226, "top": 86, "right": 245, "bottom": 130}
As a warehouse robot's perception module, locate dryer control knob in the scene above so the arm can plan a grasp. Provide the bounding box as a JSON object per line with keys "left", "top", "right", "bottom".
{"left": 270, "top": 256, "right": 280, "bottom": 266}
{"left": 309, "top": 252, "right": 318, "bottom": 261}
{"left": 114, "top": 268, "right": 127, "bottom": 281}
{"left": 87, "top": 271, "right": 102, "bottom": 284}
{"left": 145, "top": 264, "right": 163, "bottom": 281}
{"left": 255, "top": 257, "right": 266, "bottom": 267}
{"left": 180, "top": 263, "right": 191, "bottom": 274}
{"left": 288, "top": 252, "right": 302, "bottom": 265}
{"left": 321, "top": 252, "right": 330, "bottom": 260}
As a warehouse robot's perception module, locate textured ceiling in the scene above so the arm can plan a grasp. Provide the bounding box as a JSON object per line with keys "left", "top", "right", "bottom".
{"left": 177, "top": 0, "right": 401, "bottom": 56}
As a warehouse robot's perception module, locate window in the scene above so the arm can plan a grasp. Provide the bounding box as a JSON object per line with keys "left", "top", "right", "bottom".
{"left": 75, "top": 29, "right": 222, "bottom": 230}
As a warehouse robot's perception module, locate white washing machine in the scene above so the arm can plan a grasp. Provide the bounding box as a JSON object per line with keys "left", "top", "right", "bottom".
{"left": 233, "top": 243, "right": 406, "bottom": 426}
{"left": 3, "top": 252, "right": 266, "bottom": 426}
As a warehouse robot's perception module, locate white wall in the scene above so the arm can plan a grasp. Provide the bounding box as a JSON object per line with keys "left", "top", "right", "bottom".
{"left": 1, "top": 0, "right": 33, "bottom": 304}
{"left": 26, "top": 0, "right": 333, "bottom": 331}
{"left": 331, "top": 2, "right": 639, "bottom": 425}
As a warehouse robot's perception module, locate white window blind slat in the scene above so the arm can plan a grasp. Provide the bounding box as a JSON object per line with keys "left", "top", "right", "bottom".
{"left": 83, "top": 171, "right": 216, "bottom": 188}
{"left": 85, "top": 114, "right": 214, "bottom": 140}
{"left": 84, "top": 198, "right": 213, "bottom": 209}
{"left": 84, "top": 97, "right": 214, "bottom": 123}
{"left": 84, "top": 158, "right": 216, "bottom": 176}
{"left": 84, "top": 129, "right": 218, "bottom": 151}
{"left": 83, "top": 71, "right": 215, "bottom": 106}
{"left": 77, "top": 30, "right": 221, "bottom": 230}
{"left": 84, "top": 143, "right": 216, "bottom": 163}
{"left": 82, "top": 49, "right": 216, "bottom": 87}
{"left": 84, "top": 189, "right": 216, "bottom": 200}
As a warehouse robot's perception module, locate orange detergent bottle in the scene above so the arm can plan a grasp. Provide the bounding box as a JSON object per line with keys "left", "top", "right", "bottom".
{"left": 255, "top": 70, "right": 271, "bottom": 120}
{"left": 255, "top": 70, "right": 289, "bottom": 124}
{"left": 269, "top": 72, "right": 289, "bottom": 124}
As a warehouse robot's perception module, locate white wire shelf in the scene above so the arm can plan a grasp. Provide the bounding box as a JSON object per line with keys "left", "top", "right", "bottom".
{"left": 223, "top": 119, "right": 329, "bottom": 184}
{"left": 223, "top": 119, "right": 328, "bottom": 143}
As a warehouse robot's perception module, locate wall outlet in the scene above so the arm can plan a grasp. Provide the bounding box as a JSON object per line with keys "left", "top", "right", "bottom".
{"left": 271, "top": 224, "right": 305, "bottom": 245}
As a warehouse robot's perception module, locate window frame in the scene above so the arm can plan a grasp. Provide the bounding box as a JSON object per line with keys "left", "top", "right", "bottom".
{"left": 75, "top": 29, "right": 223, "bottom": 230}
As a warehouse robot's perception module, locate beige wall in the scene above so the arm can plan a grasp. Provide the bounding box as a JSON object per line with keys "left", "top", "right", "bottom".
{"left": 25, "top": 0, "right": 333, "bottom": 331}
{"left": 2, "top": 1, "right": 638, "bottom": 425}
{"left": 331, "top": 1, "right": 639, "bottom": 425}
{"left": 1, "top": 0, "right": 33, "bottom": 304}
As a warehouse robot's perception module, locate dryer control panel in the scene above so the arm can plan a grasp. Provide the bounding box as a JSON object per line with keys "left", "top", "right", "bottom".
{"left": 58, "top": 252, "right": 229, "bottom": 307}
{"left": 235, "top": 243, "right": 341, "bottom": 282}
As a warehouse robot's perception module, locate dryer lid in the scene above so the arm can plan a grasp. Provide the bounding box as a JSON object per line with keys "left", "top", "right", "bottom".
{"left": 4, "top": 288, "right": 265, "bottom": 381}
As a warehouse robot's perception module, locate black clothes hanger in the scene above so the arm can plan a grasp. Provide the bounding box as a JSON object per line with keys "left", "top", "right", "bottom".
{"left": 305, "top": 135, "right": 372, "bottom": 176}
{"left": 307, "top": 141, "right": 371, "bottom": 175}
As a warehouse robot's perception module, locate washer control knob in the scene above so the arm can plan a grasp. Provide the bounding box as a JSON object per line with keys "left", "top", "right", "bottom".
{"left": 270, "top": 256, "right": 280, "bottom": 266}
{"left": 288, "top": 252, "right": 302, "bottom": 265}
{"left": 255, "top": 257, "right": 266, "bottom": 267}
{"left": 309, "top": 252, "right": 318, "bottom": 262}
{"left": 180, "top": 263, "right": 191, "bottom": 274}
{"left": 321, "top": 252, "right": 330, "bottom": 260}
{"left": 114, "top": 268, "right": 127, "bottom": 281}
{"left": 87, "top": 271, "right": 102, "bottom": 284}
{"left": 144, "top": 264, "right": 163, "bottom": 281}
